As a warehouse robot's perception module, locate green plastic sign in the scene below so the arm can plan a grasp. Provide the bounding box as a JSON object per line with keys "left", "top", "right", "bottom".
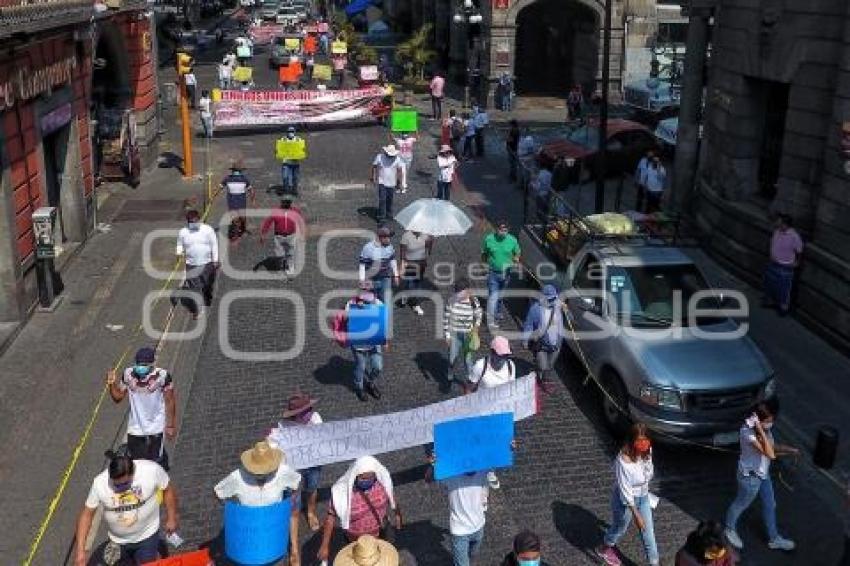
{"left": 391, "top": 108, "right": 418, "bottom": 133}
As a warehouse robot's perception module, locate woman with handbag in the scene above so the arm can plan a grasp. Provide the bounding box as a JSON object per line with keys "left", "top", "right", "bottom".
{"left": 317, "top": 456, "right": 403, "bottom": 563}
{"left": 521, "top": 284, "right": 564, "bottom": 395}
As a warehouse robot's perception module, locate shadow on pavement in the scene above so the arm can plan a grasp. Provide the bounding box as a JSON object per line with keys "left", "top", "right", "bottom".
{"left": 551, "top": 501, "right": 621, "bottom": 565}
{"left": 313, "top": 355, "right": 357, "bottom": 392}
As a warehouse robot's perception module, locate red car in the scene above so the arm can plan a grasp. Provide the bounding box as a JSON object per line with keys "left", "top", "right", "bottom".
{"left": 537, "top": 119, "right": 658, "bottom": 179}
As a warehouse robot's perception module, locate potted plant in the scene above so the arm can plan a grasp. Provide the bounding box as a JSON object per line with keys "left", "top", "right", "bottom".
{"left": 396, "top": 24, "right": 436, "bottom": 92}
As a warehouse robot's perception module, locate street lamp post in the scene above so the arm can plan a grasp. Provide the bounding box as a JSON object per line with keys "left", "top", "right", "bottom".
{"left": 453, "top": 0, "right": 483, "bottom": 108}
{"left": 594, "top": 0, "right": 612, "bottom": 213}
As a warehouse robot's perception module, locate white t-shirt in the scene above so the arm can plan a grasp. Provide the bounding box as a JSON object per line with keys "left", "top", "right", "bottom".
{"left": 176, "top": 223, "right": 219, "bottom": 266}
{"left": 468, "top": 357, "right": 516, "bottom": 389}
{"left": 214, "top": 466, "right": 302, "bottom": 507}
{"left": 738, "top": 425, "right": 772, "bottom": 479}
{"left": 119, "top": 367, "right": 173, "bottom": 436}
{"left": 373, "top": 153, "right": 401, "bottom": 186}
{"left": 437, "top": 154, "right": 457, "bottom": 183}
{"left": 401, "top": 231, "right": 429, "bottom": 261}
{"left": 613, "top": 451, "right": 654, "bottom": 506}
{"left": 199, "top": 97, "right": 212, "bottom": 118}
{"left": 442, "top": 471, "right": 489, "bottom": 536}
{"left": 85, "top": 460, "right": 170, "bottom": 544}
{"left": 184, "top": 73, "right": 197, "bottom": 86}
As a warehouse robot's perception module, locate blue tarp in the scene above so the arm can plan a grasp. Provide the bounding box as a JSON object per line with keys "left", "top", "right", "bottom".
{"left": 345, "top": 0, "right": 377, "bottom": 17}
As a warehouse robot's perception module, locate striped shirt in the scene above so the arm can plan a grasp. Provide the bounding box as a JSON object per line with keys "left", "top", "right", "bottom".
{"left": 359, "top": 240, "right": 398, "bottom": 279}
{"left": 330, "top": 482, "right": 390, "bottom": 538}
{"left": 444, "top": 295, "right": 482, "bottom": 340}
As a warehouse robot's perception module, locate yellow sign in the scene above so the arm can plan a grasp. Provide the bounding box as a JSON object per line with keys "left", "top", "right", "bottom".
{"left": 276, "top": 138, "right": 307, "bottom": 161}
{"left": 233, "top": 66, "right": 253, "bottom": 83}
{"left": 284, "top": 37, "right": 301, "bottom": 51}
{"left": 313, "top": 64, "right": 332, "bottom": 82}
{"left": 331, "top": 40, "right": 347, "bottom": 54}
{"left": 211, "top": 88, "right": 222, "bottom": 102}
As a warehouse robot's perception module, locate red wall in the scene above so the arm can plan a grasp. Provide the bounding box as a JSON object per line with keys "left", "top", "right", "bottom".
{"left": 0, "top": 33, "right": 92, "bottom": 263}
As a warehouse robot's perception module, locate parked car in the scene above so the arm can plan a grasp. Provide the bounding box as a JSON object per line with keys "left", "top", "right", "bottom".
{"left": 537, "top": 119, "right": 658, "bottom": 180}
{"left": 260, "top": 0, "right": 280, "bottom": 20}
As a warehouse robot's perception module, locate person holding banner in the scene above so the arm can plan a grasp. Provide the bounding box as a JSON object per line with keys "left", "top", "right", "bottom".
{"left": 318, "top": 456, "right": 402, "bottom": 563}
{"left": 214, "top": 441, "right": 303, "bottom": 566}
{"left": 75, "top": 450, "right": 179, "bottom": 566}
{"left": 468, "top": 336, "right": 517, "bottom": 490}
{"left": 272, "top": 393, "right": 324, "bottom": 531}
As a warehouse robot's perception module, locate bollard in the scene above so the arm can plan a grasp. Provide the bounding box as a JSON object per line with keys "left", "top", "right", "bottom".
{"left": 813, "top": 425, "right": 838, "bottom": 469}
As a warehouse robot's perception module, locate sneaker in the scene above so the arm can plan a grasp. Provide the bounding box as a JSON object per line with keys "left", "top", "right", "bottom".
{"left": 487, "top": 471, "right": 500, "bottom": 489}
{"left": 768, "top": 536, "right": 795, "bottom": 551}
{"left": 412, "top": 305, "right": 424, "bottom": 316}
{"left": 355, "top": 388, "right": 368, "bottom": 402}
{"left": 366, "top": 382, "right": 382, "bottom": 400}
{"left": 724, "top": 528, "right": 743, "bottom": 550}
{"left": 593, "top": 546, "right": 621, "bottom": 566}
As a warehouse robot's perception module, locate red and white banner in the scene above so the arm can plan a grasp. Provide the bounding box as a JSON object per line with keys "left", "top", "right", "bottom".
{"left": 250, "top": 24, "right": 284, "bottom": 45}
{"left": 214, "top": 87, "right": 388, "bottom": 127}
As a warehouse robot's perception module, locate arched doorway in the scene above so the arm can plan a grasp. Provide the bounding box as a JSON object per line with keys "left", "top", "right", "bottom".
{"left": 514, "top": 0, "right": 599, "bottom": 96}
{"left": 91, "top": 22, "right": 134, "bottom": 184}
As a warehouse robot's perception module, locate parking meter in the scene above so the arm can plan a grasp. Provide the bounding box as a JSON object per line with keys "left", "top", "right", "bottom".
{"left": 32, "top": 207, "right": 59, "bottom": 307}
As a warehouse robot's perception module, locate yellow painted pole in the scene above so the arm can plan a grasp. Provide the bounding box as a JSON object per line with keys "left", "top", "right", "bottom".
{"left": 179, "top": 77, "right": 194, "bottom": 177}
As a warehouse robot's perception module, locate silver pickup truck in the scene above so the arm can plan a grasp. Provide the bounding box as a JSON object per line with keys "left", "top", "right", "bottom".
{"left": 518, "top": 197, "right": 776, "bottom": 445}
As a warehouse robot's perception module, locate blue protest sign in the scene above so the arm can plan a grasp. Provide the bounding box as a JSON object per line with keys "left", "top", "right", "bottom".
{"left": 434, "top": 412, "right": 514, "bottom": 480}
{"left": 224, "top": 499, "right": 290, "bottom": 565}
{"left": 346, "top": 303, "right": 388, "bottom": 347}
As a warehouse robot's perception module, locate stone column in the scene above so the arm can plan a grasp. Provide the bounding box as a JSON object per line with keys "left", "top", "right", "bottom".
{"left": 671, "top": 9, "right": 711, "bottom": 213}
{"left": 0, "top": 153, "right": 24, "bottom": 323}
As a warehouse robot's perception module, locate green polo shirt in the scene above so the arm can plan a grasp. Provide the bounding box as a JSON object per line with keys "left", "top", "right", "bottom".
{"left": 482, "top": 232, "right": 520, "bottom": 272}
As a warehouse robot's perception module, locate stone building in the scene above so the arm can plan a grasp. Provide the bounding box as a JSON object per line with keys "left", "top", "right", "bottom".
{"left": 674, "top": 0, "right": 850, "bottom": 348}
{"left": 396, "top": 0, "right": 672, "bottom": 105}
{"left": 0, "top": 0, "right": 158, "bottom": 329}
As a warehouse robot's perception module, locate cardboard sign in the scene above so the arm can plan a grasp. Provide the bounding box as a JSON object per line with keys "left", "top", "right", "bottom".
{"left": 276, "top": 138, "right": 307, "bottom": 161}
{"left": 224, "top": 500, "right": 290, "bottom": 565}
{"left": 233, "top": 66, "right": 253, "bottom": 83}
{"left": 331, "top": 40, "right": 348, "bottom": 54}
{"left": 236, "top": 45, "right": 251, "bottom": 59}
{"left": 434, "top": 412, "right": 514, "bottom": 480}
{"left": 284, "top": 37, "right": 301, "bottom": 51}
{"left": 346, "top": 303, "right": 388, "bottom": 346}
{"left": 318, "top": 22, "right": 329, "bottom": 33}
{"left": 313, "top": 64, "right": 332, "bottom": 82}
{"left": 144, "top": 549, "right": 211, "bottom": 566}
{"left": 359, "top": 65, "right": 379, "bottom": 81}
{"left": 390, "top": 108, "right": 418, "bottom": 133}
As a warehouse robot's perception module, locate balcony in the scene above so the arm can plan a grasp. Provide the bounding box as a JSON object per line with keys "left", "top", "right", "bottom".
{"left": 0, "top": 0, "right": 93, "bottom": 39}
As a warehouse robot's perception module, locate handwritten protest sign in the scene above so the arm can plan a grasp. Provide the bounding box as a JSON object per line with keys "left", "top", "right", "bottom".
{"left": 391, "top": 108, "right": 418, "bottom": 132}
{"left": 359, "top": 65, "right": 379, "bottom": 81}
{"left": 145, "top": 549, "right": 211, "bottom": 566}
{"left": 346, "top": 303, "right": 388, "bottom": 346}
{"left": 434, "top": 412, "right": 514, "bottom": 480}
{"left": 284, "top": 37, "right": 301, "bottom": 51}
{"left": 269, "top": 375, "right": 536, "bottom": 469}
{"left": 233, "top": 66, "right": 252, "bottom": 83}
{"left": 276, "top": 138, "right": 307, "bottom": 161}
{"left": 318, "top": 21, "right": 329, "bottom": 33}
{"left": 313, "top": 64, "right": 332, "bottom": 82}
{"left": 225, "top": 500, "right": 290, "bottom": 565}
{"left": 331, "top": 40, "right": 348, "bottom": 54}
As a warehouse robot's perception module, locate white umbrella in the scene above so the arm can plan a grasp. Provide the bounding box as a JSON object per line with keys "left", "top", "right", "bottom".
{"left": 394, "top": 198, "right": 473, "bottom": 236}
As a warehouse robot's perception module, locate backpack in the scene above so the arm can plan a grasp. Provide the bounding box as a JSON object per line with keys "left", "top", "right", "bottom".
{"left": 450, "top": 118, "right": 464, "bottom": 140}
{"left": 332, "top": 310, "right": 348, "bottom": 347}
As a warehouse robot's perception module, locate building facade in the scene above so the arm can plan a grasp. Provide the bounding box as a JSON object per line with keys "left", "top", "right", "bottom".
{"left": 676, "top": 0, "right": 850, "bottom": 348}
{"left": 401, "top": 0, "right": 677, "bottom": 105}
{"left": 0, "top": 0, "right": 158, "bottom": 327}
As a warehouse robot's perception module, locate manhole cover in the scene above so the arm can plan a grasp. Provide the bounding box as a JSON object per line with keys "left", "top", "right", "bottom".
{"left": 112, "top": 199, "right": 186, "bottom": 222}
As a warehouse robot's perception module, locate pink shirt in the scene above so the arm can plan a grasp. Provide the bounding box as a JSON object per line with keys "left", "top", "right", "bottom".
{"left": 770, "top": 228, "right": 803, "bottom": 266}
{"left": 395, "top": 137, "right": 416, "bottom": 160}
{"left": 430, "top": 76, "right": 445, "bottom": 98}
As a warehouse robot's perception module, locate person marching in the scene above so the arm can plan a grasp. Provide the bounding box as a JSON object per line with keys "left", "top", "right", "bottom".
{"left": 175, "top": 209, "right": 219, "bottom": 319}
{"left": 221, "top": 162, "right": 254, "bottom": 240}
{"left": 277, "top": 126, "right": 307, "bottom": 195}
{"left": 521, "top": 284, "right": 564, "bottom": 395}
{"left": 345, "top": 282, "right": 388, "bottom": 402}
{"left": 259, "top": 196, "right": 305, "bottom": 275}
{"left": 333, "top": 535, "right": 399, "bottom": 566}
{"left": 436, "top": 144, "right": 458, "bottom": 201}
{"left": 443, "top": 278, "right": 482, "bottom": 393}
{"left": 391, "top": 132, "right": 417, "bottom": 194}
{"left": 106, "top": 347, "right": 176, "bottom": 470}
{"left": 371, "top": 145, "right": 403, "bottom": 223}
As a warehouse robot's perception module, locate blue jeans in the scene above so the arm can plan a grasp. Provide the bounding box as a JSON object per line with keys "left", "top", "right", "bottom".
{"left": 486, "top": 269, "right": 511, "bottom": 322}
{"left": 352, "top": 346, "right": 382, "bottom": 390}
{"left": 451, "top": 528, "right": 484, "bottom": 566}
{"left": 377, "top": 183, "right": 394, "bottom": 221}
{"left": 437, "top": 180, "right": 451, "bottom": 200}
{"left": 725, "top": 473, "right": 779, "bottom": 541}
{"left": 603, "top": 491, "right": 659, "bottom": 565}
{"left": 301, "top": 466, "right": 322, "bottom": 493}
{"left": 764, "top": 262, "right": 794, "bottom": 311}
{"left": 282, "top": 163, "right": 299, "bottom": 191}
{"left": 371, "top": 276, "right": 392, "bottom": 306}
{"left": 448, "top": 331, "right": 473, "bottom": 382}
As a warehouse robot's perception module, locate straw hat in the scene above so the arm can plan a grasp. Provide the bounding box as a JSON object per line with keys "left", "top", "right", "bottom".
{"left": 382, "top": 145, "right": 399, "bottom": 157}
{"left": 281, "top": 393, "right": 317, "bottom": 418}
{"left": 333, "top": 535, "right": 399, "bottom": 566}
{"left": 240, "top": 441, "right": 283, "bottom": 475}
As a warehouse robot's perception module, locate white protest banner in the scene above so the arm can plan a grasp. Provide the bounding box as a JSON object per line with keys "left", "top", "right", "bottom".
{"left": 268, "top": 375, "right": 537, "bottom": 469}
{"left": 213, "top": 86, "right": 387, "bottom": 128}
